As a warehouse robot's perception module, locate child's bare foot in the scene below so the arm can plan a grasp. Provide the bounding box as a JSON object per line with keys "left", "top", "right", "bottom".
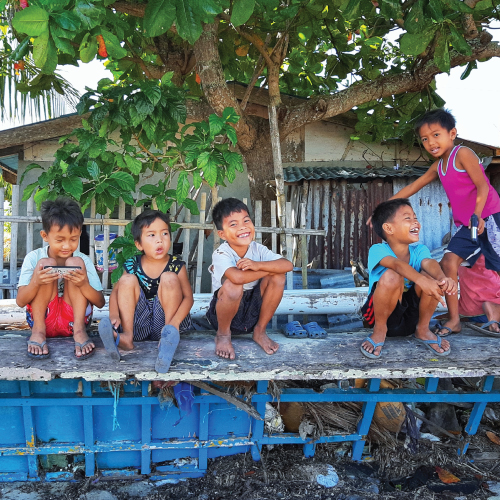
{"left": 73, "top": 328, "right": 95, "bottom": 358}
{"left": 361, "top": 331, "right": 386, "bottom": 357}
{"left": 415, "top": 326, "right": 450, "bottom": 354}
{"left": 483, "top": 302, "right": 500, "bottom": 332}
{"left": 434, "top": 319, "right": 461, "bottom": 337}
{"left": 215, "top": 333, "right": 235, "bottom": 360}
{"left": 27, "top": 329, "right": 49, "bottom": 356}
{"left": 253, "top": 326, "right": 279, "bottom": 355}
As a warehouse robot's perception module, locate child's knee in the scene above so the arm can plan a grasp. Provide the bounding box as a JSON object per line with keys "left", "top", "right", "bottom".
{"left": 66, "top": 256, "right": 86, "bottom": 270}
{"left": 219, "top": 280, "right": 243, "bottom": 302}
{"left": 440, "top": 253, "right": 459, "bottom": 274}
{"left": 118, "top": 273, "right": 139, "bottom": 289}
{"left": 269, "top": 273, "right": 286, "bottom": 288}
{"left": 38, "top": 257, "right": 57, "bottom": 268}
{"left": 378, "top": 269, "right": 404, "bottom": 289}
{"left": 159, "top": 272, "right": 180, "bottom": 287}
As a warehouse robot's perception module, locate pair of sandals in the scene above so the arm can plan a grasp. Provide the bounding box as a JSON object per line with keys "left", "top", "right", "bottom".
{"left": 27, "top": 338, "right": 95, "bottom": 361}
{"left": 360, "top": 333, "right": 451, "bottom": 359}
{"left": 282, "top": 320, "right": 327, "bottom": 338}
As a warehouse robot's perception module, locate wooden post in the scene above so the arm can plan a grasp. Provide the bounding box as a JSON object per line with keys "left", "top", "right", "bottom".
{"left": 89, "top": 198, "right": 96, "bottom": 263}
{"left": 195, "top": 193, "right": 206, "bottom": 294}
{"left": 118, "top": 200, "right": 125, "bottom": 238}
{"left": 255, "top": 200, "right": 262, "bottom": 244}
{"left": 10, "top": 185, "right": 19, "bottom": 299}
{"left": 300, "top": 203, "right": 308, "bottom": 323}
{"left": 286, "top": 201, "right": 293, "bottom": 323}
{"left": 268, "top": 105, "right": 286, "bottom": 232}
{"left": 26, "top": 194, "right": 34, "bottom": 254}
{"left": 102, "top": 209, "right": 110, "bottom": 289}
{"left": 0, "top": 188, "right": 4, "bottom": 297}
{"left": 271, "top": 200, "right": 278, "bottom": 330}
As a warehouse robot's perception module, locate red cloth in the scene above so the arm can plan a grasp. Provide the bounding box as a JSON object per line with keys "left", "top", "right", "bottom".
{"left": 458, "top": 254, "right": 500, "bottom": 316}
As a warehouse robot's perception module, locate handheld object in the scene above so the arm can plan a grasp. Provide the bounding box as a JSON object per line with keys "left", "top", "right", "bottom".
{"left": 470, "top": 214, "right": 479, "bottom": 243}
{"left": 43, "top": 266, "right": 81, "bottom": 276}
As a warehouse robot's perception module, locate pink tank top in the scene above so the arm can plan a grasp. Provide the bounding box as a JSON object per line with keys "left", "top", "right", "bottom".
{"left": 438, "top": 145, "right": 500, "bottom": 227}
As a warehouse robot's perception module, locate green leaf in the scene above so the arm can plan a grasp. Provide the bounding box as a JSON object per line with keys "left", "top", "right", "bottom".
{"left": 19, "top": 163, "right": 42, "bottom": 185}
{"left": 176, "top": 170, "right": 190, "bottom": 202}
{"left": 404, "top": 0, "right": 427, "bottom": 34}
{"left": 192, "top": 170, "right": 202, "bottom": 189}
{"left": 52, "top": 11, "right": 81, "bottom": 30}
{"left": 74, "top": 0, "right": 104, "bottom": 29}
{"left": 79, "top": 32, "right": 97, "bottom": 63}
{"left": 9, "top": 37, "right": 30, "bottom": 61}
{"left": 111, "top": 267, "right": 124, "bottom": 285}
{"left": 33, "top": 30, "right": 57, "bottom": 74}
{"left": 109, "top": 171, "right": 135, "bottom": 191}
{"left": 400, "top": 30, "right": 435, "bottom": 56}
{"left": 204, "top": 157, "right": 218, "bottom": 187}
{"left": 182, "top": 197, "right": 200, "bottom": 215}
{"left": 209, "top": 114, "right": 224, "bottom": 137}
{"left": 449, "top": 25, "right": 472, "bottom": 56}
{"left": 460, "top": 60, "right": 476, "bottom": 80}
{"left": 427, "top": 0, "right": 443, "bottom": 21}
{"left": 342, "top": 0, "right": 362, "bottom": 21}
{"left": 442, "top": 0, "right": 473, "bottom": 12}
{"left": 34, "top": 187, "right": 49, "bottom": 208}
{"left": 62, "top": 176, "right": 83, "bottom": 199}
{"left": 22, "top": 182, "right": 39, "bottom": 202}
{"left": 87, "top": 161, "right": 100, "bottom": 179}
{"left": 124, "top": 154, "right": 143, "bottom": 174}
{"left": 175, "top": 0, "right": 202, "bottom": 44}
{"left": 101, "top": 29, "right": 128, "bottom": 59}
{"left": 379, "top": 0, "right": 403, "bottom": 20}
{"left": 197, "top": 151, "right": 210, "bottom": 170}
{"left": 231, "top": 0, "right": 255, "bottom": 26}
{"left": 142, "top": 83, "right": 162, "bottom": 105}
{"left": 140, "top": 183, "right": 162, "bottom": 196}
{"left": 475, "top": 0, "right": 493, "bottom": 9}
{"left": 144, "top": 0, "right": 176, "bottom": 37}
{"left": 434, "top": 31, "right": 450, "bottom": 73}
{"left": 12, "top": 6, "right": 49, "bottom": 36}
{"left": 52, "top": 35, "right": 75, "bottom": 56}
{"left": 225, "top": 126, "right": 237, "bottom": 145}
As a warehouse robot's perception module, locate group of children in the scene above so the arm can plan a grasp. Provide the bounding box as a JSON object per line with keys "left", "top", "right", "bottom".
{"left": 18, "top": 108, "right": 500, "bottom": 369}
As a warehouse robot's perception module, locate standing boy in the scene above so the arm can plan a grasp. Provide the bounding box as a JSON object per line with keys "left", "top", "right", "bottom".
{"left": 207, "top": 198, "right": 293, "bottom": 360}
{"left": 17, "top": 197, "right": 105, "bottom": 360}
{"left": 360, "top": 199, "right": 456, "bottom": 358}
{"left": 98, "top": 210, "right": 193, "bottom": 373}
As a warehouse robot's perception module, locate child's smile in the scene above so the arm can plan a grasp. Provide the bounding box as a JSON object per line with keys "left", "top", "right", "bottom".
{"left": 218, "top": 210, "right": 255, "bottom": 254}
{"left": 419, "top": 122, "right": 457, "bottom": 160}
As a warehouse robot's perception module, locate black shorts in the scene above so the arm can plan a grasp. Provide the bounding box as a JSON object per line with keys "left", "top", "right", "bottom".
{"left": 206, "top": 283, "right": 263, "bottom": 335}
{"left": 361, "top": 281, "right": 420, "bottom": 337}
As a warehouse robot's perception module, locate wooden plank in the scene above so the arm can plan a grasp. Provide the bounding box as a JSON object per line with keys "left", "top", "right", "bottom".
{"left": 9, "top": 185, "right": 19, "bottom": 299}
{"left": 0, "top": 327, "right": 497, "bottom": 382}
{"left": 300, "top": 204, "right": 308, "bottom": 324}
{"left": 102, "top": 209, "right": 110, "bottom": 289}
{"left": 285, "top": 202, "right": 293, "bottom": 323}
{"left": 182, "top": 210, "right": 191, "bottom": 264}
{"left": 271, "top": 201, "right": 277, "bottom": 330}
{"left": 26, "top": 194, "right": 34, "bottom": 254}
{"left": 118, "top": 200, "right": 125, "bottom": 238}
{"left": 89, "top": 198, "right": 96, "bottom": 264}
{"left": 268, "top": 105, "right": 286, "bottom": 229}
{"left": 195, "top": 193, "right": 206, "bottom": 294}
{"left": 255, "top": 200, "right": 262, "bottom": 244}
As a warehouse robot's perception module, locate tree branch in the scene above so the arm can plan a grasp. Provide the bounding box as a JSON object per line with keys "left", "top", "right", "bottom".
{"left": 463, "top": 0, "right": 483, "bottom": 39}
{"left": 110, "top": 1, "right": 145, "bottom": 17}
{"left": 279, "top": 40, "right": 500, "bottom": 139}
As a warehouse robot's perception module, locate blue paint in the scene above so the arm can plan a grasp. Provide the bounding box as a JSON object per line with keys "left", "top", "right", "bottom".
{"left": 1, "top": 376, "right": 499, "bottom": 481}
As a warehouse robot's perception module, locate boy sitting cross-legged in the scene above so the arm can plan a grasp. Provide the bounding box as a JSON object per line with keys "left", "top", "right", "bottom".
{"left": 360, "top": 199, "right": 456, "bottom": 359}
{"left": 98, "top": 210, "right": 193, "bottom": 373}
{"left": 17, "top": 197, "right": 105, "bottom": 360}
{"left": 207, "top": 198, "right": 293, "bottom": 360}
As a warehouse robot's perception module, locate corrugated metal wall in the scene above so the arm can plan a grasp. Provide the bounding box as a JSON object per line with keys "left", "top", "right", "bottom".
{"left": 291, "top": 177, "right": 450, "bottom": 270}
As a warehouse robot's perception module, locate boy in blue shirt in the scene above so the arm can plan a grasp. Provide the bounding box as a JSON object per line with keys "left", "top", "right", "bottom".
{"left": 360, "top": 199, "right": 456, "bottom": 358}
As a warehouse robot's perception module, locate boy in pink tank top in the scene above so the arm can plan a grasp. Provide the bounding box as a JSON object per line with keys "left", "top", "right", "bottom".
{"left": 368, "top": 109, "right": 500, "bottom": 336}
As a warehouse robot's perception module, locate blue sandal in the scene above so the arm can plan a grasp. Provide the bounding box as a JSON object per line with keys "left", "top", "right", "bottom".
{"left": 413, "top": 334, "right": 451, "bottom": 357}
{"left": 360, "top": 336, "right": 384, "bottom": 359}
{"left": 303, "top": 322, "right": 327, "bottom": 338}
{"left": 155, "top": 325, "right": 180, "bottom": 373}
{"left": 98, "top": 318, "right": 121, "bottom": 361}
{"left": 282, "top": 321, "right": 307, "bottom": 338}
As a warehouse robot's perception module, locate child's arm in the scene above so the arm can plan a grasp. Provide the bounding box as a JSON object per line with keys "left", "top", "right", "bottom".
{"left": 420, "top": 258, "right": 457, "bottom": 296}
{"left": 16, "top": 263, "right": 59, "bottom": 307}
{"left": 379, "top": 256, "right": 445, "bottom": 305}
{"left": 65, "top": 269, "right": 106, "bottom": 308}
{"left": 224, "top": 258, "right": 292, "bottom": 285}
{"left": 456, "top": 148, "right": 490, "bottom": 234}
{"left": 168, "top": 266, "right": 194, "bottom": 330}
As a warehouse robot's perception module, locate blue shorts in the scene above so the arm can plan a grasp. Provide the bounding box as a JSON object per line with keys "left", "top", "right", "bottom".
{"left": 446, "top": 212, "right": 500, "bottom": 271}
{"left": 133, "top": 289, "right": 192, "bottom": 341}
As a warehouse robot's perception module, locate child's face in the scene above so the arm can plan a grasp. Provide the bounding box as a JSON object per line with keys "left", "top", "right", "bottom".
{"left": 135, "top": 217, "right": 171, "bottom": 259}
{"left": 41, "top": 225, "right": 81, "bottom": 259}
{"left": 419, "top": 122, "right": 457, "bottom": 158}
{"left": 218, "top": 209, "right": 255, "bottom": 248}
{"left": 383, "top": 206, "right": 421, "bottom": 244}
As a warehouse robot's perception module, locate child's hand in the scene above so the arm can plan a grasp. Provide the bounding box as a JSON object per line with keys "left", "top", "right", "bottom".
{"left": 437, "top": 277, "right": 457, "bottom": 295}
{"left": 416, "top": 276, "right": 445, "bottom": 307}
{"left": 469, "top": 215, "right": 485, "bottom": 235}
{"left": 33, "top": 264, "right": 59, "bottom": 286}
{"left": 64, "top": 268, "right": 89, "bottom": 287}
{"left": 236, "top": 258, "right": 260, "bottom": 271}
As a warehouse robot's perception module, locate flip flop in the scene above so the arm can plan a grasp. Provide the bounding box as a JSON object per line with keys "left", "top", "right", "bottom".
{"left": 74, "top": 339, "right": 95, "bottom": 361}
{"left": 360, "top": 336, "right": 384, "bottom": 359}
{"left": 432, "top": 322, "right": 459, "bottom": 337}
{"left": 155, "top": 325, "right": 180, "bottom": 373}
{"left": 27, "top": 340, "right": 50, "bottom": 359}
{"left": 98, "top": 317, "right": 121, "bottom": 361}
{"left": 282, "top": 321, "right": 307, "bottom": 338}
{"left": 468, "top": 320, "right": 500, "bottom": 338}
{"left": 413, "top": 334, "right": 451, "bottom": 357}
{"left": 303, "top": 322, "right": 327, "bottom": 338}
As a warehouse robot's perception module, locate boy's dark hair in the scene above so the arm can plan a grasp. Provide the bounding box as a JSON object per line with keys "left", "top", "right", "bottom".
{"left": 41, "top": 197, "right": 84, "bottom": 233}
{"left": 132, "top": 210, "right": 171, "bottom": 242}
{"left": 372, "top": 198, "right": 412, "bottom": 241}
{"left": 212, "top": 198, "right": 250, "bottom": 230}
{"left": 415, "top": 108, "right": 456, "bottom": 134}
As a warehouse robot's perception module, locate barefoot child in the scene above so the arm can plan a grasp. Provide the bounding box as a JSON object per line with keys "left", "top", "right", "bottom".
{"left": 207, "top": 198, "right": 293, "bottom": 360}
{"left": 98, "top": 210, "right": 193, "bottom": 373}
{"left": 360, "top": 199, "right": 456, "bottom": 358}
{"left": 17, "top": 197, "right": 105, "bottom": 360}
{"left": 373, "top": 108, "right": 500, "bottom": 338}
